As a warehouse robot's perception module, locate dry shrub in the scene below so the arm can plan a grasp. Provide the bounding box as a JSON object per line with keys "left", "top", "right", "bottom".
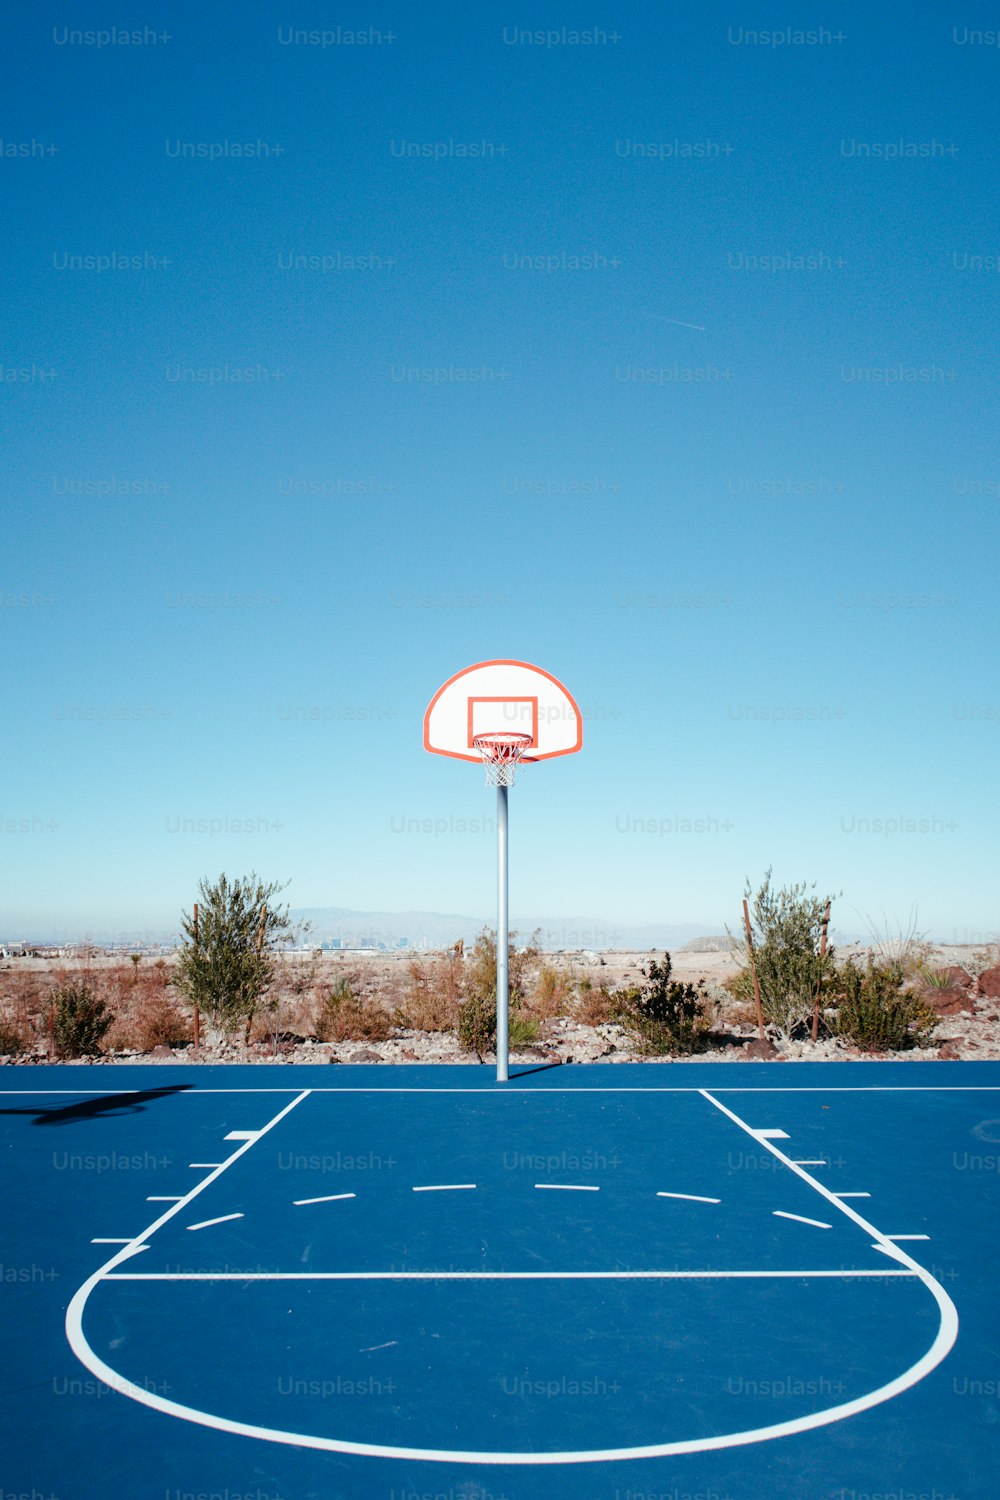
{"left": 573, "top": 981, "right": 620, "bottom": 1028}
{"left": 717, "top": 997, "right": 763, "bottom": 1031}
{"left": 107, "top": 996, "right": 193, "bottom": 1052}
{"left": 317, "top": 979, "right": 395, "bottom": 1043}
{"left": 529, "top": 964, "right": 577, "bottom": 1021}
{"left": 103, "top": 962, "right": 192, "bottom": 1051}
{"left": 395, "top": 956, "right": 462, "bottom": 1032}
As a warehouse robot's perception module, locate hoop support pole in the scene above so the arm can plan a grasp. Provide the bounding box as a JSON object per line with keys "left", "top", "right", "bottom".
{"left": 496, "top": 783, "right": 509, "bottom": 1083}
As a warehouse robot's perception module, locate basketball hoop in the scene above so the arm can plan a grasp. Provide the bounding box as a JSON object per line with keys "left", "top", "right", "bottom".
{"left": 472, "top": 732, "right": 531, "bottom": 787}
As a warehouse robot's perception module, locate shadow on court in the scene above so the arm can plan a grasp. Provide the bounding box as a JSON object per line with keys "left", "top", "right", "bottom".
{"left": 0, "top": 1085, "right": 194, "bottom": 1126}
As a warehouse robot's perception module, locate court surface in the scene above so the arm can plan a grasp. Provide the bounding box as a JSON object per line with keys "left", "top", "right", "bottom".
{"left": 2, "top": 1061, "right": 998, "bottom": 1500}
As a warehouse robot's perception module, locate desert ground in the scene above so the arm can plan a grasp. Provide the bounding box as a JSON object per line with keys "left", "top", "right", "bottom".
{"left": 2, "top": 937, "right": 998, "bottom": 1066}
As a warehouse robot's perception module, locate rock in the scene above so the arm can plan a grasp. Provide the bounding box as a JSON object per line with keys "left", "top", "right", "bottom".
{"left": 349, "top": 1048, "right": 382, "bottom": 1063}
{"left": 926, "top": 989, "right": 972, "bottom": 1016}
{"left": 976, "top": 966, "right": 1000, "bottom": 999}
{"left": 742, "top": 1037, "right": 778, "bottom": 1060}
{"left": 326, "top": 1056, "right": 340, "bottom": 1064}
{"left": 150, "top": 1044, "right": 173, "bottom": 1059}
{"left": 401, "top": 1049, "right": 419, "bottom": 1060}
{"left": 937, "top": 966, "right": 974, "bottom": 989}
{"left": 937, "top": 1042, "right": 962, "bottom": 1060}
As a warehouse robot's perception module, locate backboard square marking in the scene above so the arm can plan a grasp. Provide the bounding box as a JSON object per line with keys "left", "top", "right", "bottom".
{"left": 468, "top": 697, "right": 538, "bottom": 749}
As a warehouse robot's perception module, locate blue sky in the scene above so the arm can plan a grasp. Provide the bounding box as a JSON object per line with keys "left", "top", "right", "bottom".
{"left": 3, "top": 4, "right": 998, "bottom": 943}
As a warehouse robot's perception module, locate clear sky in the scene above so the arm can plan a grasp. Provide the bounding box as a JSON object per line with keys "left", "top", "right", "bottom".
{"left": 3, "top": 5, "right": 998, "bottom": 944}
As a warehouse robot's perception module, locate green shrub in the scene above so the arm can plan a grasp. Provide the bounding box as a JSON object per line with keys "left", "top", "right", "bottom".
{"left": 51, "top": 983, "right": 112, "bottom": 1057}
{"left": 830, "top": 958, "right": 938, "bottom": 1052}
{"left": 612, "top": 953, "right": 713, "bottom": 1055}
{"left": 729, "top": 869, "right": 838, "bottom": 1038}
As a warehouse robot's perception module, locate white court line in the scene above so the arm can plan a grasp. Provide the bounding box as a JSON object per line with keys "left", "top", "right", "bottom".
{"left": 189, "top": 1162, "right": 223, "bottom": 1169}
{"left": 411, "top": 1184, "right": 476, "bottom": 1193}
{"left": 833, "top": 1193, "right": 871, "bottom": 1199}
{"left": 8, "top": 1084, "right": 1000, "bottom": 1095}
{"left": 773, "top": 1211, "right": 832, "bottom": 1230}
{"left": 224, "top": 1130, "right": 258, "bottom": 1141}
{"left": 535, "top": 1183, "right": 599, "bottom": 1192}
{"left": 187, "top": 1213, "right": 244, "bottom": 1233}
{"left": 756, "top": 1129, "right": 790, "bottom": 1139}
{"left": 91, "top": 1238, "right": 131, "bottom": 1244}
{"left": 64, "top": 1082, "right": 962, "bottom": 1466}
{"left": 294, "top": 1193, "right": 356, "bottom": 1206}
{"left": 793, "top": 1159, "right": 827, "bottom": 1165}
{"left": 656, "top": 1192, "right": 721, "bottom": 1204}
{"left": 886, "top": 1234, "right": 930, "bottom": 1242}
{"left": 104, "top": 1267, "right": 917, "bottom": 1282}
{"left": 146, "top": 1196, "right": 183, "bottom": 1202}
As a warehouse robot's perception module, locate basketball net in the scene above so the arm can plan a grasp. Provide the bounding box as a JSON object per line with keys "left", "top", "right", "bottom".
{"left": 472, "top": 732, "right": 531, "bottom": 788}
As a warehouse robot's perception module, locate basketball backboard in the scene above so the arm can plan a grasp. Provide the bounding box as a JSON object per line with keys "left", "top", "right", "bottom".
{"left": 423, "top": 659, "right": 583, "bottom": 765}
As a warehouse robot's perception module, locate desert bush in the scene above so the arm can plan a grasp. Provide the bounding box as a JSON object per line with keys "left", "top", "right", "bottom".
{"left": 395, "top": 956, "right": 462, "bottom": 1033}
{"left": 455, "top": 928, "right": 539, "bottom": 1056}
{"left": 317, "top": 978, "right": 395, "bottom": 1043}
{"left": 729, "top": 869, "right": 838, "bottom": 1039}
{"left": 531, "top": 963, "right": 576, "bottom": 1020}
{"left": 829, "top": 958, "right": 938, "bottom": 1052}
{"left": 858, "top": 909, "right": 936, "bottom": 979}
{"left": 51, "top": 982, "right": 112, "bottom": 1057}
{"left": 611, "top": 954, "right": 714, "bottom": 1055}
{"left": 573, "top": 980, "right": 621, "bottom": 1028}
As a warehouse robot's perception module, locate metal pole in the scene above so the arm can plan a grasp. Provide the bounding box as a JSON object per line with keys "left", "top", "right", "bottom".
{"left": 743, "top": 898, "right": 766, "bottom": 1042}
{"left": 496, "top": 782, "right": 509, "bottom": 1083}
{"left": 812, "top": 898, "right": 831, "bottom": 1042}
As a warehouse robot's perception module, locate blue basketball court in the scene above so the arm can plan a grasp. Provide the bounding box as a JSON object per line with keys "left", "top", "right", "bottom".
{"left": 2, "top": 1062, "right": 998, "bottom": 1499}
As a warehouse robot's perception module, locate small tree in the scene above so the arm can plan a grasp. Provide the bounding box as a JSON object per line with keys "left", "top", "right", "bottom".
{"left": 172, "top": 873, "right": 296, "bottom": 1040}
{"left": 729, "top": 869, "right": 839, "bottom": 1039}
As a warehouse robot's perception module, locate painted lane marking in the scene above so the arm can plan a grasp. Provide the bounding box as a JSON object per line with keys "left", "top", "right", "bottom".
{"left": 756, "top": 1129, "right": 790, "bottom": 1140}
{"left": 656, "top": 1192, "right": 721, "bottom": 1204}
{"left": 833, "top": 1192, "right": 871, "bottom": 1199}
{"left": 91, "top": 1238, "right": 131, "bottom": 1245}
{"left": 146, "top": 1196, "right": 184, "bottom": 1203}
{"left": 535, "top": 1183, "right": 599, "bottom": 1192}
{"left": 792, "top": 1159, "right": 827, "bottom": 1165}
{"left": 189, "top": 1162, "right": 223, "bottom": 1169}
{"left": 772, "top": 1211, "right": 832, "bottom": 1230}
{"left": 187, "top": 1213, "right": 244, "bottom": 1233}
{"left": 293, "top": 1193, "right": 357, "bottom": 1206}
{"left": 411, "top": 1184, "right": 477, "bottom": 1193}
{"left": 886, "top": 1234, "right": 930, "bottom": 1242}
{"left": 224, "top": 1130, "right": 259, "bottom": 1141}
{"left": 104, "top": 1267, "right": 918, "bottom": 1282}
